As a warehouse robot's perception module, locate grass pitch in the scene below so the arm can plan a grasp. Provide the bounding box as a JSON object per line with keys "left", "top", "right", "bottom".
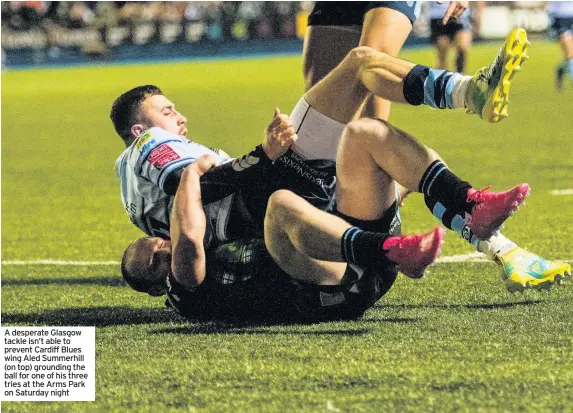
{"left": 2, "top": 41, "right": 573, "bottom": 412}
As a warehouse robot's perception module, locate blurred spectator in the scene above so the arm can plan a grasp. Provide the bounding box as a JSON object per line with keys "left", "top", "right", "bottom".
{"left": 2, "top": 1, "right": 50, "bottom": 30}
{"left": 68, "top": 2, "right": 95, "bottom": 29}
{"left": 160, "top": 2, "right": 185, "bottom": 23}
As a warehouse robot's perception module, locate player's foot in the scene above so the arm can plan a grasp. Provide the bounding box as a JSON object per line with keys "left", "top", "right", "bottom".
{"left": 495, "top": 247, "right": 572, "bottom": 293}
{"left": 556, "top": 64, "right": 565, "bottom": 91}
{"left": 465, "top": 28, "right": 529, "bottom": 123}
{"left": 466, "top": 184, "right": 530, "bottom": 240}
{"left": 383, "top": 227, "right": 445, "bottom": 279}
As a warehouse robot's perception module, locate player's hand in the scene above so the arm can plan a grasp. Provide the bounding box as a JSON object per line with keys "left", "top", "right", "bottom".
{"left": 263, "top": 108, "right": 298, "bottom": 161}
{"left": 187, "top": 154, "right": 218, "bottom": 177}
{"left": 442, "top": 1, "right": 469, "bottom": 24}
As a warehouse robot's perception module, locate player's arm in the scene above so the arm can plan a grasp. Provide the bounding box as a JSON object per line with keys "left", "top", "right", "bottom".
{"left": 441, "top": 1, "right": 469, "bottom": 24}
{"left": 165, "top": 108, "right": 297, "bottom": 204}
{"left": 169, "top": 156, "right": 217, "bottom": 289}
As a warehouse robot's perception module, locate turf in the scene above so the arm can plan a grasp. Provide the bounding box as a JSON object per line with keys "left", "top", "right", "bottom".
{"left": 2, "top": 40, "right": 573, "bottom": 412}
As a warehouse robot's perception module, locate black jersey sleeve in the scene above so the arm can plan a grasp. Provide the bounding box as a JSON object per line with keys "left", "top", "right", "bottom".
{"left": 199, "top": 145, "right": 277, "bottom": 205}
{"left": 163, "top": 145, "right": 277, "bottom": 203}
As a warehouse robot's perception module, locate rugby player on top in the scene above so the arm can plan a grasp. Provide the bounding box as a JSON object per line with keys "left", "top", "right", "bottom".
{"left": 113, "top": 28, "right": 569, "bottom": 308}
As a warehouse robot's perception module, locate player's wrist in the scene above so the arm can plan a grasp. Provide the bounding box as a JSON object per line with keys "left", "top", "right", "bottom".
{"left": 256, "top": 144, "right": 276, "bottom": 164}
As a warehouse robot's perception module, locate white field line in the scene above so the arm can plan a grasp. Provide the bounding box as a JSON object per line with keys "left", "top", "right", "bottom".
{"left": 1, "top": 260, "right": 120, "bottom": 266}
{"left": 436, "top": 252, "right": 488, "bottom": 263}
{"left": 550, "top": 189, "right": 573, "bottom": 196}
{"left": 2, "top": 255, "right": 571, "bottom": 266}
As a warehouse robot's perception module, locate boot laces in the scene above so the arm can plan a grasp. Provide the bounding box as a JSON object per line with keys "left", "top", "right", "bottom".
{"left": 467, "top": 186, "right": 492, "bottom": 203}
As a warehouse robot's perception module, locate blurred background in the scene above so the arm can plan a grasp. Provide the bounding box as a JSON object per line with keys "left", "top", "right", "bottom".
{"left": 0, "top": 1, "right": 555, "bottom": 68}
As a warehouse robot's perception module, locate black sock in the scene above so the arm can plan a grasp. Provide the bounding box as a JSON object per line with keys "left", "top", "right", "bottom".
{"left": 424, "top": 195, "right": 479, "bottom": 247}
{"left": 456, "top": 51, "right": 466, "bottom": 73}
{"left": 403, "top": 65, "right": 430, "bottom": 106}
{"left": 419, "top": 160, "right": 475, "bottom": 215}
{"left": 340, "top": 227, "right": 392, "bottom": 267}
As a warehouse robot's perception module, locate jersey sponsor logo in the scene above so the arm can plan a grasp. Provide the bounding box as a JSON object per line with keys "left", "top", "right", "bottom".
{"left": 135, "top": 131, "right": 153, "bottom": 151}
{"left": 279, "top": 151, "right": 333, "bottom": 186}
{"left": 138, "top": 138, "right": 157, "bottom": 156}
{"left": 148, "top": 144, "right": 181, "bottom": 169}
{"left": 232, "top": 154, "right": 260, "bottom": 171}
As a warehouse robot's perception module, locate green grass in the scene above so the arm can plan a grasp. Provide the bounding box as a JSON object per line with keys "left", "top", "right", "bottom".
{"left": 2, "top": 41, "right": 573, "bottom": 412}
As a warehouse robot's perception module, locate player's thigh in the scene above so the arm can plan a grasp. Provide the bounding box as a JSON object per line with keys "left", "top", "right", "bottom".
{"left": 264, "top": 192, "right": 347, "bottom": 286}
{"left": 302, "top": 25, "right": 361, "bottom": 91}
{"left": 454, "top": 29, "right": 472, "bottom": 51}
{"left": 268, "top": 239, "right": 347, "bottom": 287}
{"left": 303, "top": 45, "right": 375, "bottom": 124}
{"left": 335, "top": 119, "right": 396, "bottom": 220}
{"left": 436, "top": 35, "right": 451, "bottom": 53}
{"left": 360, "top": 7, "right": 413, "bottom": 55}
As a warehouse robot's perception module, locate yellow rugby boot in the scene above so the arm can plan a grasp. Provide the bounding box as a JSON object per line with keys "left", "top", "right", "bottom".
{"left": 495, "top": 246, "right": 572, "bottom": 293}
{"left": 465, "top": 28, "right": 530, "bottom": 123}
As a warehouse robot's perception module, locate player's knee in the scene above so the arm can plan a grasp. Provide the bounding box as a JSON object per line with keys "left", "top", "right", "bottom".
{"left": 344, "top": 46, "right": 387, "bottom": 74}
{"left": 264, "top": 190, "right": 302, "bottom": 263}
{"left": 266, "top": 190, "right": 300, "bottom": 230}
{"left": 343, "top": 118, "right": 391, "bottom": 148}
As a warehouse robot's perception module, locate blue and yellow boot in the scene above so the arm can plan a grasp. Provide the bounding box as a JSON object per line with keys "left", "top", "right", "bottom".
{"left": 495, "top": 247, "right": 572, "bottom": 293}
{"left": 465, "top": 28, "right": 530, "bottom": 123}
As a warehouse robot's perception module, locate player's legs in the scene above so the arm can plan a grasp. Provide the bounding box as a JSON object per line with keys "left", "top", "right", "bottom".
{"left": 559, "top": 31, "right": 573, "bottom": 79}
{"left": 264, "top": 190, "right": 351, "bottom": 286}
{"left": 336, "top": 118, "right": 529, "bottom": 239}
{"left": 436, "top": 35, "right": 451, "bottom": 70}
{"left": 302, "top": 25, "right": 362, "bottom": 92}
{"left": 304, "top": 28, "right": 530, "bottom": 125}
{"left": 552, "top": 18, "right": 573, "bottom": 89}
{"left": 335, "top": 118, "right": 430, "bottom": 220}
{"left": 425, "top": 195, "right": 572, "bottom": 292}
{"left": 359, "top": 7, "right": 414, "bottom": 121}
{"left": 303, "top": 46, "right": 414, "bottom": 124}
{"left": 264, "top": 189, "right": 443, "bottom": 283}
{"left": 337, "top": 118, "right": 437, "bottom": 199}
{"left": 454, "top": 28, "right": 472, "bottom": 73}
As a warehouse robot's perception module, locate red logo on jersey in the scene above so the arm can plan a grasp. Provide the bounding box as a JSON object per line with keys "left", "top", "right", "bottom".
{"left": 149, "top": 144, "right": 180, "bottom": 168}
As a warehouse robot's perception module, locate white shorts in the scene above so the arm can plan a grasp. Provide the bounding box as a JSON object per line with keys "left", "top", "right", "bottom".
{"left": 290, "top": 97, "right": 346, "bottom": 161}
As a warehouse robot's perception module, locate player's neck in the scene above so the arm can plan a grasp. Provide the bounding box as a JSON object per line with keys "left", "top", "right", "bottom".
{"left": 124, "top": 137, "right": 136, "bottom": 147}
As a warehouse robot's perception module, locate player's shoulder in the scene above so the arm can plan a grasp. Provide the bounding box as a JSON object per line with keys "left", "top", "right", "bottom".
{"left": 114, "top": 147, "right": 129, "bottom": 177}
{"left": 133, "top": 127, "right": 184, "bottom": 156}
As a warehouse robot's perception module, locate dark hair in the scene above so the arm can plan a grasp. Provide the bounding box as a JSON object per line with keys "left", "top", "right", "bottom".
{"left": 110, "top": 85, "right": 163, "bottom": 141}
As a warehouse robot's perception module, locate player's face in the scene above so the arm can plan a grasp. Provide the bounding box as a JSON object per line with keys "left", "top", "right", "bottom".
{"left": 131, "top": 237, "right": 173, "bottom": 296}
{"left": 146, "top": 237, "right": 173, "bottom": 288}
{"left": 141, "top": 95, "right": 188, "bottom": 137}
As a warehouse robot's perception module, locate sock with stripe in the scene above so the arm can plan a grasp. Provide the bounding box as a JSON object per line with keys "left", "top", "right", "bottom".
{"left": 419, "top": 160, "right": 474, "bottom": 215}
{"left": 425, "top": 196, "right": 479, "bottom": 247}
{"left": 340, "top": 227, "right": 392, "bottom": 267}
{"left": 424, "top": 196, "right": 517, "bottom": 258}
{"left": 403, "top": 65, "right": 471, "bottom": 109}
